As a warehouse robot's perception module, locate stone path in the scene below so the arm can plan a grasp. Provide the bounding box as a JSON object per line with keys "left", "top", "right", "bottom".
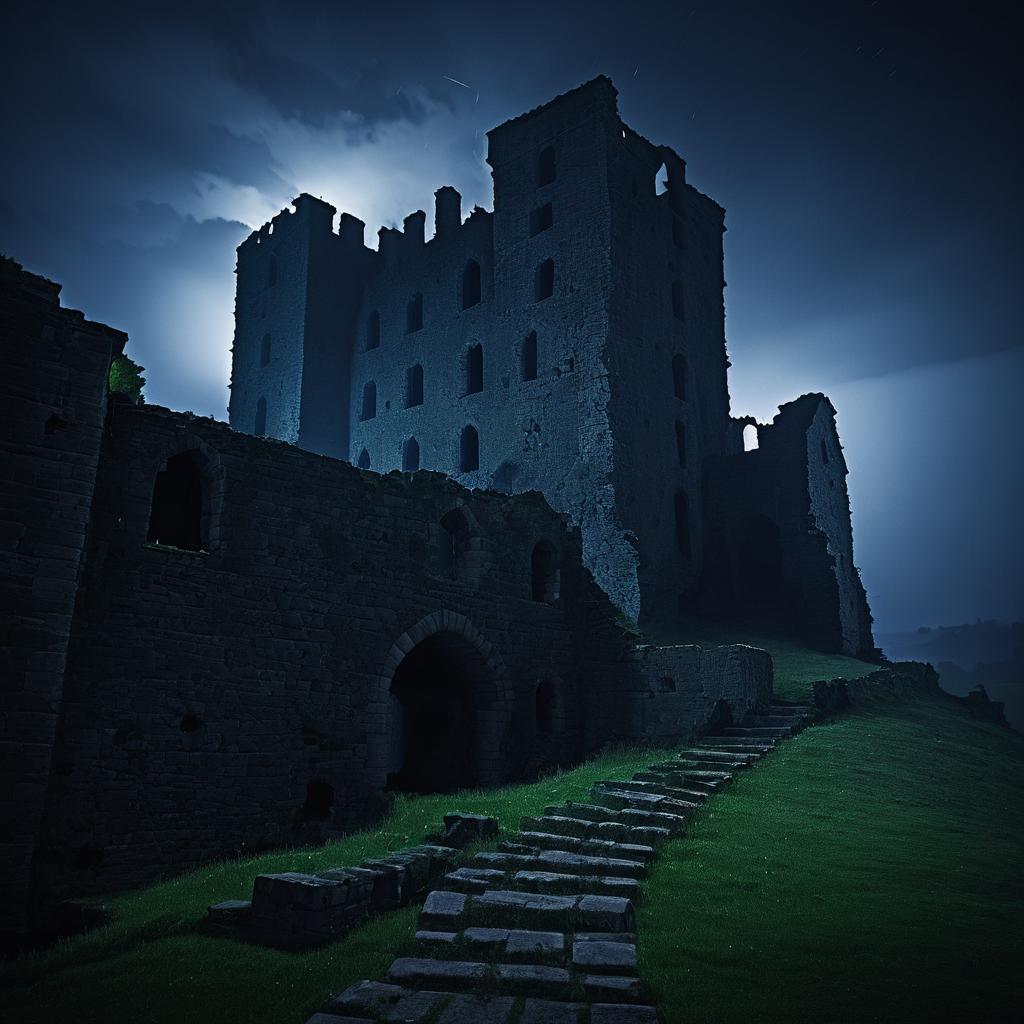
{"left": 304, "top": 701, "right": 813, "bottom": 1023}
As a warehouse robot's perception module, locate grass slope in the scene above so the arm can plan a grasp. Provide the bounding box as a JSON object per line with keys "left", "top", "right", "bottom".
{"left": 1, "top": 745, "right": 674, "bottom": 1024}
{"left": 639, "top": 697, "right": 1024, "bottom": 1023}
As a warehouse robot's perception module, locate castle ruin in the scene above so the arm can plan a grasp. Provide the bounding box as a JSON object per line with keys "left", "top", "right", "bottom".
{"left": 229, "top": 76, "right": 874, "bottom": 655}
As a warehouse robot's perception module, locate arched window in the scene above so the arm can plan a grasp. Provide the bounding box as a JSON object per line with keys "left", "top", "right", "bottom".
{"left": 536, "top": 146, "right": 556, "bottom": 187}
{"left": 260, "top": 333, "right": 271, "bottom": 367}
{"left": 357, "top": 449, "right": 371, "bottom": 470}
{"left": 675, "top": 420, "right": 687, "bottom": 467}
{"left": 535, "top": 259, "right": 554, "bottom": 302}
{"left": 360, "top": 381, "right": 377, "bottom": 421}
{"left": 530, "top": 203, "right": 553, "bottom": 237}
{"left": 402, "top": 437, "right": 420, "bottom": 472}
{"left": 465, "top": 344, "right": 483, "bottom": 395}
{"left": 406, "top": 364, "right": 424, "bottom": 407}
{"left": 674, "top": 490, "right": 692, "bottom": 559}
{"left": 522, "top": 331, "right": 538, "bottom": 381}
{"left": 462, "top": 260, "right": 481, "bottom": 309}
{"left": 743, "top": 424, "right": 759, "bottom": 451}
{"left": 459, "top": 425, "right": 479, "bottom": 472}
{"left": 267, "top": 253, "right": 278, "bottom": 288}
{"left": 672, "top": 280, "right": 685, "bottom": 321}
{"left": 437, "top": 507, "right": 471, "bottom": 577}
{"left": 146, "top": 450, "right": 204, "bottom": 551}
{"left": 254, "top": 396, "right": 267, "bottom": 436}
{"left": 535, "top": 678, "right": 556, "bottom": 734}
{"left": 672, "top": 354, "right": 687, "bottom": 400}
{"left": 655, "top": 161, "right": 669, "bottom": 195}
{"left": 820, "top": 438, "right": 830, "bottom": 464}
{"left": 531, "top": 540, "right": 559, "bottom": 603}
{"left": 406, "top": 292, "right": 423, "bottom": 333}
{"left": 366, "top": 310, "right": 381, "bottom": 350}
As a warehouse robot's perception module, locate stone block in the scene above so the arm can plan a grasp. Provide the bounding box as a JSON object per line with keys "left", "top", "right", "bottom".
{"left": 571, "top": 940, "right": 637, "bottom": 971}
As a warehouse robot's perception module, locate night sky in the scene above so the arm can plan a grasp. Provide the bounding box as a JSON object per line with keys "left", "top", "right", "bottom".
{"left": 2, "top": 1, "right": 1020, "bottom": 632}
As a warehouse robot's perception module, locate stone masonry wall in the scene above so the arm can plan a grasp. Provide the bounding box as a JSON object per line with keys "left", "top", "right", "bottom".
{"left": 0, "top": 258, "right": 124, "bottom": 935}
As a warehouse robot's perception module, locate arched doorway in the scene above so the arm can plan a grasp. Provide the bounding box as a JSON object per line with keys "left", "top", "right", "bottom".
{"left": 387, "top": 633, "right": 491, "bottom": 794}
{"left": 737, "top": 514, "right": 784, "bottom": 600}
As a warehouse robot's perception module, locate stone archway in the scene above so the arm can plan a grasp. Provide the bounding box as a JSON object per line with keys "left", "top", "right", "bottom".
{"left": 370, "top": 611, "right": 514, "bottom": 791}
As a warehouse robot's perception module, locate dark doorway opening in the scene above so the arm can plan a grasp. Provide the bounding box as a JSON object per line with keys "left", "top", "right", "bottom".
{"left": 738, "top": 514, "right": 784, "bottom": 600}
{"left": 147, "top": 450, "right": 203, "bottom": 550}
{"left": 387, "top": 635, "right": 481, "bottom": 794}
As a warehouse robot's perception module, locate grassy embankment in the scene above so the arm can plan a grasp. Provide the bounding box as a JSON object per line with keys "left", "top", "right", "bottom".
{"left": 639, "top": 626, "right": 1024, "bottom": 1022}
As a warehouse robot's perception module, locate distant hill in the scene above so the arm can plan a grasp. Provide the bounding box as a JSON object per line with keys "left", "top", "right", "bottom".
{"left": 879, "top": 621, "right": 1023, "bottom": 730}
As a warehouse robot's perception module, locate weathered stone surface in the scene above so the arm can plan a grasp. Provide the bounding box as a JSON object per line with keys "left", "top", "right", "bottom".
{"left": 444, "top": 867, "right": 508, "bottom": 894}
{"left": 415, "top": 930, "right": 458, "bottom": 944}
{"left": 463, "top": 926, "right": 510, "bottom": 947}
{"left": 571, "top": 940, "right": 637, "bottom": 972}
{"left": 207, "top": 899, "right": 251, "bottom": 926}
{"left": 387, "top": 958, "right": 487, "bottom": 990}
{"left": 582, "top": 974, "right": 644, "bottom": 1002}
{"left": 494, "top": 963, "right": 572, "bottom": 995}
{"left": 519, "top": 998, "right": 583, "bottom": 1024}
{"left": 577, "top": 895, "right": 636, "bottom": 933}
{"left": 436, "top": 994, "right": 514, "bottom": 1024}
{"left": 590, "top": 1004, "right": 658, "bottom": 1024}
{"left": 512, "top": 871, "right": 640, "bottom": 899}
{"left": 505, "top": 929, "right": 565, "bottom": 957}
{"left": 419, "top": 890, "right": 467, "bottom": 929}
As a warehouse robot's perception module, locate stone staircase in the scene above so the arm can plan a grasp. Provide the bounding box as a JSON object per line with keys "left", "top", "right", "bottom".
{"left": 304, "top": 701, "right": 814, "bottom": 1024}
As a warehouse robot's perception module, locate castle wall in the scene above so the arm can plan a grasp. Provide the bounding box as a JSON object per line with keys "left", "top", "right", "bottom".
{"left": 0, "top": 259, "right": 124, "bottom": 934}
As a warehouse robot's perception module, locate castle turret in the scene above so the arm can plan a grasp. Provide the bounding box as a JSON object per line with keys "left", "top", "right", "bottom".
{"left": 228, "top": 193, "right": 372, "bottom": 459}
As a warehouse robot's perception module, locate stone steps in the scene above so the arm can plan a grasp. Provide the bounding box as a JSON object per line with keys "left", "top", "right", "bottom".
{"left": 305, "top": 696, "right": 819, "bottom": 1024}
{"left": 674, "top": 748, "right": 760, "bottom": 765}
{"left": 524, "top": 812, "right": 671, "bottom": 846}
{"left": 471, "top": 849, "right": 647, "bottom": 879}
{"left": 503, "top": 832, "right": 655, "bottom": 862}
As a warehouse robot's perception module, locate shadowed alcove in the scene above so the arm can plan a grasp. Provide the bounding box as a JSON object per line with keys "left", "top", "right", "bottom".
{"left": 386, "top": 632, "right": 494, "bottom": 794}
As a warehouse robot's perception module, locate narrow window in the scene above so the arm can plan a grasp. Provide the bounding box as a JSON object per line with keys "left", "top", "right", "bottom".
{"left": 462, "top": 260, "right": 481, "bottom": 309}
{"left": 402, "top": 437, "right": 420, "bottom": 472}
{"left": 535, "top": 259, "right": 554, "bottom": 302}
{"left": 406, "top": 364, "right": 424, "bottom": 407}
{"left": 672, "top": 280, "right": 685, "bottom": 321}
{"left": 674, "top": 490, "right": 692, "bottom": 559}
{"left": 260, "top": 333, "right": 271, "bottom": 367}
{"left": 531, "top": 541, "right": 558, "bottom": 603}
{"left": 529, "top": 203, "right": 553, "bottom": 237}
{"left": 254, "top": 396, "right": 267, "bottom": 436}
{"left": 146, "top": 450, "right": 203, "bottom": 551}
{"left": 267, "top": 253, "right": 278, "bottom": 288}
{"left": 522, "top": 331, "right": 538, "bottom": 381}
{"left": 743, "top": 424, "right": 759, "bottom": 451}
{"left": 672, "top": 218, "right": 684, "bottom": 248}
{"left": 366, "top": 310, "right": 381, "bottom": 350}
{"left": 675, "top": 420, "right": 687, "bottom": 467}
{"left": 360, "top": 381, "right": 377, "bottom": 421}
{"left": 536, "top": 146, "right": 556, "bottom": 187}
{"left": 438, "top": 507, "right": 469, "bottom": 577}
{"left": 672, "top": 354, "right": 687, "bottom": 400}
{"left": 655, "top": 161, "right": 669, "bottom": 196}
{"left": 820, "top": 438, "right": 830, "bottom": 464}
{"left": 535, "top": 678, "right": 555, "bottom": 734}
{"left": 465, "top": 344, "right": 483, "bottom": 395}
{"left": 357, "top": 449, "right": 371, "bottom": 470}
{"left": 459, "top": 425, "right": 479, "bottom": 472}
{"left": 406, "top": 292, "right": 423, "bottom": 333}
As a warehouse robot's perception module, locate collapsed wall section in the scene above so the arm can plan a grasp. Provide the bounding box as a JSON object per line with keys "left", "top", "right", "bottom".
{"left": 701, "top": 393, "right": 876, "bottom": 657}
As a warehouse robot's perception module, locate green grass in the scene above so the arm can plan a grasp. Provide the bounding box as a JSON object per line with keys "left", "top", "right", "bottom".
{"left": 1, "top": 744, "right": 674, "bottom": 1024}
{"left": 638, "top": 696, "right": 1024, "bottom": 1023}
